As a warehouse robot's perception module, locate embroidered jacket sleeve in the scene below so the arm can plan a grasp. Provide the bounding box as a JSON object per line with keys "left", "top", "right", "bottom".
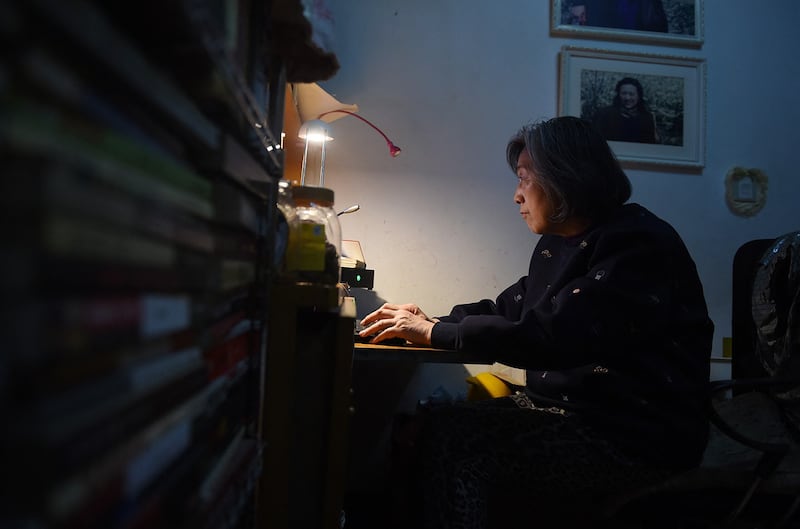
{"left": 434, "top": 276, "right": 526, "bottom": 323}
{"left": 430, "top": 208, "right": 711, "bottom": 374}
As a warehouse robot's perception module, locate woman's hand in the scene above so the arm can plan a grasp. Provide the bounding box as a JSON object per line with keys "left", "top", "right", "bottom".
{"left": 359, "top": 303, "right": 438, "bottom": 345}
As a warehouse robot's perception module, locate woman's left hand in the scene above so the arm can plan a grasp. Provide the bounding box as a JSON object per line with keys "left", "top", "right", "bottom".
{"left": 359, "top": 303, "right": 437, "bottom": 345}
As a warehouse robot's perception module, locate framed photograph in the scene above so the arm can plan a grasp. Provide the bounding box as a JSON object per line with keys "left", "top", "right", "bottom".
{"left": 558, "top": 46, "right": 706, "bottom": 169}
{"left": 551, "top": 0, "right": 703, "bottom": 48}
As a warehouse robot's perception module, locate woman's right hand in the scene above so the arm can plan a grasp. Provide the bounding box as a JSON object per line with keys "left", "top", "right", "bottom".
{"left": 359, "top": 303, "right": 439, "bottom": 345}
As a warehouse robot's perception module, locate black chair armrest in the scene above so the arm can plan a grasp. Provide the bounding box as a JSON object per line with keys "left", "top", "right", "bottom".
{"left": 708, "top": 377, "right": 798, "bottom": 478}
{"left": 710, "top": 375, "right": 800, "bottom": 395}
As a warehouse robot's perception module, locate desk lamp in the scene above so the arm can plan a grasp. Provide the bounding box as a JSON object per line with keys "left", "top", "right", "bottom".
{"left": 293, "top": 82, "right": 401, "bottom": 187}
{"left": 291, "top": 83, "right": 399, "bottom": 291}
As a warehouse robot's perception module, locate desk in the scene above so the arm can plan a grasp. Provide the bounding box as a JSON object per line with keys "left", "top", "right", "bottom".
{"left": 259, "top": 283, "right": 354, "bottom": 529}
{"left": 353, "top": 342, "right": 495, "bottom": 364}
{"left": 349, "top": 342, "right": 492, "bottom": 500}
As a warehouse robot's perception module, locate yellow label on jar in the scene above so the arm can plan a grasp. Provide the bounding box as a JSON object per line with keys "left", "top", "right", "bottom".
{"left": 286, "top": 221, "right": 326, "bottom": 272}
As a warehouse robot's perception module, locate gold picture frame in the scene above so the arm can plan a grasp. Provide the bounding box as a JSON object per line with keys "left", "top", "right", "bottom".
{"left": 551, "top": 0, "right": 703, "bottom": 48}
{"left": 558, "top": 46, "right": 706, "bottom": 169}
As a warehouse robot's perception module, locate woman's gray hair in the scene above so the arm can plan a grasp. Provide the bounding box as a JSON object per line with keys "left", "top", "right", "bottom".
{"left": 506, "top": 116, "right": 631, "bottom": 224}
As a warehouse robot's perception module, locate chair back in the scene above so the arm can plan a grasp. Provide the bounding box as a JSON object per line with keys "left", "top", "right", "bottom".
{"left": 731, "top": 232, "right": 800, "bottom": 433}
{"left": 731, "top": 238, "right": 775, "bottom": 386}
{"left": 752, "top": 232, "right": 800, "bottom": 381}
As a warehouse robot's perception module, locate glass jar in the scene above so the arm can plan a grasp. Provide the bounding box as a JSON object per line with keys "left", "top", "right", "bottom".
{"left": 273, "top": 180, "right": 294, "bottom": 274}
{"left": 284, "top": 185, "right": 341, "bottom": 286}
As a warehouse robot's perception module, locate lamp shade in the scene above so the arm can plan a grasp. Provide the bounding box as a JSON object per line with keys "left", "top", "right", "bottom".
{"left": 292, "top": 82, "right": 402, "bottom": 160}
{"left": 294, "top": 83, "right": 358, "bottom": 123}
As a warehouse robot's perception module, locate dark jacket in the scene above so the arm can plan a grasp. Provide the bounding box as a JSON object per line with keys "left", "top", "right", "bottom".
{"left": 585, "top": 0, "right": 668, "bottom": 32}
{"left": 431, "top": 203, "right": 713, "bottom": 467}
{"left": 593, "top": 105, "right": 658, "bottom": 144}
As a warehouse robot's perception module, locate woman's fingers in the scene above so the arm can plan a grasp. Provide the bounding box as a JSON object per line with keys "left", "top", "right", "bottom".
{"left": 359, "top": 303, "right": 431, "bottom": 345}
{"left": 361, "top": 302, "right": 415, "bottom": 326}
{"left": 360, "top": 307, "right": 390, "bottom": 326}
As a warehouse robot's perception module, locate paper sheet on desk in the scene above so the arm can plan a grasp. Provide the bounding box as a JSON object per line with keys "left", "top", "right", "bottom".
{"left": 342, "top": 240, "right": 366, "bottom": 268}
{"left": 489, "top": 362, "right": 526, "bottom": 386}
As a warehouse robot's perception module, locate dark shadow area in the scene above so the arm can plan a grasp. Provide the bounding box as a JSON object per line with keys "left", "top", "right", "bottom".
{"left": 348, "top": 287, "right": 386, "bottom": 320}
{"left": 343, "top": 288, "right": 475, "bottom": 528}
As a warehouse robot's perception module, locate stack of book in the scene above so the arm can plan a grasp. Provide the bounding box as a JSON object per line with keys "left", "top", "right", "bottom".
{"left": 0, "top": 1, "right": 283, "bottom": 527}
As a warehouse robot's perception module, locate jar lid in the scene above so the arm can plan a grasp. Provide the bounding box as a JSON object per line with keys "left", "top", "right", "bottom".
{"left": 291, "top": 185, "right": 334, "bottom": 205}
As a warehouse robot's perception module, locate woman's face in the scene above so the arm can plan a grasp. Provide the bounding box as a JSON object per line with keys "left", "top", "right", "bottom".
{"left": 514, "top": 149, "right": 553, "bottom": 234}
{"left": 618, "top": 83, "right": 640, "bottom": 109}
{"left": 568, "top": 5, "right": 587, "bottom": 25}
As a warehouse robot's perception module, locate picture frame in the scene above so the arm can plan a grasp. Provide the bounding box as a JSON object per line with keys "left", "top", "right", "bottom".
{"left": 558, "top": 46, "right": 706, "bottom": 169}
{"left": 551, "top": 0, "right": 703, "bottom": 48}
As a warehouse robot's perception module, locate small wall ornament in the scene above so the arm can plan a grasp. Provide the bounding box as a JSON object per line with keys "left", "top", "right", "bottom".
{"left": 724, "top": 166, "right": 768, "bottom": 217}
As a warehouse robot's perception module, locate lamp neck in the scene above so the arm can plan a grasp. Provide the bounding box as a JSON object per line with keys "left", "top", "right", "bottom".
{"left": 317, "top": 110, "right": 401, "bottom": 157}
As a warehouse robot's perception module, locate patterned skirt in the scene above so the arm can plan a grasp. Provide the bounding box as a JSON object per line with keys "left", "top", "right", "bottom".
{"left": 398, "top": 392, "right": 675, "bottom": 529}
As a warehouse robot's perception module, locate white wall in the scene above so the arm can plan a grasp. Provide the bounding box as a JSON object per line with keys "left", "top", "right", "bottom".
{"left": 321, "top": 0, "right": 800, "bottom": 400}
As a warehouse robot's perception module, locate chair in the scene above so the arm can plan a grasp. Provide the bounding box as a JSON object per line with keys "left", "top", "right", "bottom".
{"left": 602, "top": 231, "right": 800, "bottom": 528}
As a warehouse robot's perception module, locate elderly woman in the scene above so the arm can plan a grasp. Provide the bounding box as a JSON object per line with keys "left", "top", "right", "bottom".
{"left": 359, "top": 116, "right": 713, "bottom": 528}
{"left": 593, "top": 77, "right": 660, "bottom": 144}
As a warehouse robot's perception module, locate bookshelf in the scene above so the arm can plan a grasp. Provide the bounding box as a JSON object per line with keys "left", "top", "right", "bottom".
{"left": 0, "top": 0, "right": 339, "bottom": 527}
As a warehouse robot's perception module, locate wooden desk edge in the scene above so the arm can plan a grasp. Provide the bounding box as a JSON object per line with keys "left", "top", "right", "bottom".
{"left": 353, "top": 343, "right": 494, "bottom": 364}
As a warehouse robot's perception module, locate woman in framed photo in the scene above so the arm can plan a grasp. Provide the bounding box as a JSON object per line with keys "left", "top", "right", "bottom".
{"left": 592, "top": 76, "right": 659, "bottom": 144}
{"left": 564, "top": 0, "right": 668, "bottom": 32}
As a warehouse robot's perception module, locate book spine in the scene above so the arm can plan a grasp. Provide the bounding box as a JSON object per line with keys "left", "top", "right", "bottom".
{"left": 57, "top": 368, "right": 209, "bottom": 480}
{"left": 33, "top": 248, "right": 218, "bottom": 294}
{"left": 43, "top": 378, "right": 221, "bottom": 526}
{"left": 204, "top": 331, "right": 255, "bottom": 381}
{"left": 41, "top": 165, "right": 216, "bottom": 254}
{"left": 28, "top": 347, "right": 206, "bottom": 450}
{"left": 27, "top": 0, "right": 221, "bottom": 149}
{"left": 213, "top": 177, "right": 262, "bottom": 235}
{"left": 43, "top": 213, "right": 176, "bottom": 267}
{"left": 197, "top": 441, "right": 261, "bottom": 529}
{"left": 212, "top": 225, "right": 259, "bottom": 261}
{"left": 20, "top": 293, "right": 190, "bottom": 373}
{"left": 2, "top": 97, "right": 215, "bottom": 218}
